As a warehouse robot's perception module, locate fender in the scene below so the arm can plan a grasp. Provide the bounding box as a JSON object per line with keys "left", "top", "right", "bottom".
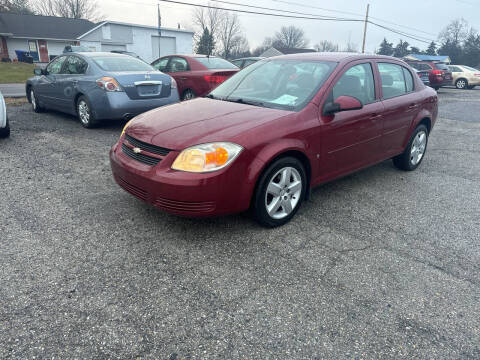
{"left": 402, "top": 107, "right": 432, "bottom": 149}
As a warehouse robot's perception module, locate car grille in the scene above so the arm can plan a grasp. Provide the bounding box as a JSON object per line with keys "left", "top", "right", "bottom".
{"left": 115, "top": 175, "right": 147, "bottom": 201}
{"left": 125, "top": 134, "right": 171, "bottom": 156}
{"left": 154, "top": 197, "right": 216, "bottom": 213}
{"left": 122, "top": 143, "right": 161, "bottom": 166}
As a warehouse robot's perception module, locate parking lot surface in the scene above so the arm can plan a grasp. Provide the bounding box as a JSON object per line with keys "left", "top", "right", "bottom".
{"left": 1, "top": 88, "right": 479, "bottom": 358}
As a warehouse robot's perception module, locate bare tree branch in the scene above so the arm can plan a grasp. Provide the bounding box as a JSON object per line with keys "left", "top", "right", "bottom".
{"left": 31, "top": 0, "right": 102, "bottom": 21}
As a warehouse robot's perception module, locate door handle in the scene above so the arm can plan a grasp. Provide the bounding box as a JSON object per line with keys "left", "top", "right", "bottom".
{"left": 369, "top": 113, "right": 382, "bottom": 120}
{"left": 408, "top": 103, "right": 418, "bottom": 109}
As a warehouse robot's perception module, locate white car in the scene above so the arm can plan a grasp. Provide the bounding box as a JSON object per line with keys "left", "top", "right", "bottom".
{"left": 0, "top": 91, "right": 9, "bottom": 138}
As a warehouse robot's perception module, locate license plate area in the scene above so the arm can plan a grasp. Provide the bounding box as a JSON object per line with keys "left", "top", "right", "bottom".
{"left": 134, "top": 80, "right": 162, "bottom": 97}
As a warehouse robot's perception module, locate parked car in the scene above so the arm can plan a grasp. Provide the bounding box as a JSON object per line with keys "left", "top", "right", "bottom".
{"left": 448, "top": 64, "right": 480, "bottom": 89}
{"left": 63, "top": 45, "right": 91, "bottom": 53}
{"left": 110, "top": 50, "right": 142, "bottom": 60}
{"left": 110, "top": 53, "right": 438, "bottom": 227}
{"left": 26, "top": 52, "right": 179, "bottom": 128}
{"left": 231, "top": 57, "right": 265, "bottom": 69}
{"left": 151, "top": 55, "right": 239, "bottom": 100}
{"left": 0, "top": 91, "right": 9, "bottom": 138}
{"left": 406, "top": 61, "right": 452, "bottom": 90}
{"left": 414, "top": 69, "right": 430, "bottom": 87}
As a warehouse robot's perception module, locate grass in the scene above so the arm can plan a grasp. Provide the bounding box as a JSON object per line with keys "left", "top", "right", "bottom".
{"left": 0, "top": 62, "right": 36, "bottom": 84}
{"left": 5, "top": 97, "right": 28, "bottom": 106}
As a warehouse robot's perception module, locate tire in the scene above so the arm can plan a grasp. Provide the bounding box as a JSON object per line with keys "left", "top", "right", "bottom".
{"left": 29, "top": 88, "right": 44, "bottom": 113}
{"left": 182, "top": 89, "right": 196, "bottom": 101}
{"left": 0, "top": 117, "right": 10, "bottom": 138}
{"left": 467, "top": 85, "right": 475, "bottom": 89}
{"left": 253, "top": 156, "right": 307, "bottom": 227}
{"left": 455, "top": 78, "right": 468, "bottom": 89}
{"left": 76, "top": 96, "right": 96, "bottom": 128}
{"left": 393, "top": 124, "right": 429, "bottom": 171}
{"left": 433, "top": 86, "right": 440, "bottom": 91}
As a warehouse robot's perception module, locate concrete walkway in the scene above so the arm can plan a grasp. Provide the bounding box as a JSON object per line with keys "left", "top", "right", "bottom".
{"left": 0, "top": 83, "right": 26, "bottom": 98}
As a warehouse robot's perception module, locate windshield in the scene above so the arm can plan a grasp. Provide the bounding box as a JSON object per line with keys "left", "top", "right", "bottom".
{"left": 195, "top": 57, "right": 238, "bottom": 69}
{"left": 209, "top": 59, "right": 337, "bottom": 110}
{"left": 92, "top": 56, "right": 154, "bottom": 71}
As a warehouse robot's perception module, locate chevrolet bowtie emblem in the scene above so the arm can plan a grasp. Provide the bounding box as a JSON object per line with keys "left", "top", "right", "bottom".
{"left": 133, "top": 147, "right": 142, "bottom": 154}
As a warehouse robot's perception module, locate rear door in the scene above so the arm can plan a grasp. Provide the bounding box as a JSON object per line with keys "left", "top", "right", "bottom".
{"left": 320, "top": 61, "right": 384, "bottom": 176}
{"left": 377, "top": 62, "right": 419, "bottom": 154}
{"left": 166, "top": 56, "right": 191, "bottom": 96}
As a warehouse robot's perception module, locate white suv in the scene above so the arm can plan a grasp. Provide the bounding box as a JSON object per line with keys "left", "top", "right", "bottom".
{"left": 0, "top": 91, "right": 9, "bottom": 138}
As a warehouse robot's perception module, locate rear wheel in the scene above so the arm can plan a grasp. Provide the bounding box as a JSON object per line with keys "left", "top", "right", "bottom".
{"left": 0, "top": 117, "right": 10, "bottom": 138}
{"left": 393, "top": 124, "right": 429, "bottom": 171}
{"left": 77, "top": 96, "right": 96, "bottom": 128}
{"left": 455, "top": 78, "right": 468, "bottom": 89}
{"left": 182, "top": 89, "right": 196, "bottom": 101}
{"left": 253, "top": 157, "right": 307, "bottom": 227}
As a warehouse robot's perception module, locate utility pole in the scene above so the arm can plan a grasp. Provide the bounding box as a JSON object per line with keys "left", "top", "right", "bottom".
{"left": 361, "top": 3, "right": 370, "bottom": 54}
{"left": 158, "top": 4, "right": 162, "bottom": 58}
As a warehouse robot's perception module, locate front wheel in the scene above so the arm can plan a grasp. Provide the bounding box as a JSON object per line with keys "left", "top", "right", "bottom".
{"left": 77, "top": 96, "right": 96, "bottom": 128}
{"left": 455, "top": 79, "right": 468, "bottom": 89}
{"left": 253, "top": 157, "right": 307, "bottom": 227}
{"left": 182, "top": 89, "right": 196, "bottom": 101}
{"left": 30, "top": 89, "right": 44, "bottom": 113}
{"left": 393, "top": 124, "right": 429, "bottom": 171}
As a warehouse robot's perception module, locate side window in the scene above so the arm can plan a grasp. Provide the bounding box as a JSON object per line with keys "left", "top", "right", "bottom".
{"left": 332, "top": 63, "right": 375, "bottom": 105}
{"left": 378, "top": 62, "right": 407, "bottom": 99}
{"left": 403, "top": 67, "right": 414, "bottom": 92}
{"left": 46, "top": 56, "right": 66, "bottom": 74}
{"left": 152, "top": 57, "right": 169, "bottom": 72}
{"left": 64, "top": 56, "right": 88, "bottom": 75}
{"left": 450, "top": 66, "right": 461, "bottom": 72}
{"left": 232, "top": 60, "right": 242, "bottom": 68}
{"left": 167, "top": 57, "right": 189, "bottom": 72}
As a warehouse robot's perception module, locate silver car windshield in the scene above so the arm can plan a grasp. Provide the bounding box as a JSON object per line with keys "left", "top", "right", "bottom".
{"left": 209, "top": 59, "right": 337, "bottom": 110}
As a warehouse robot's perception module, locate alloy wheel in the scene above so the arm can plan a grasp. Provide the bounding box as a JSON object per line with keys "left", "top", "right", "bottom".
{"left": 78, "top": 100, "right": 90, "bottom": 125}
{"left": 456, "top": 79, "right": 467, "bottom": 89}
{"left": 264, "top": 166, "right": 302, "bottom": 219}
{"left": 31, "top": 90, "right": 36, "bottom": 110}
{"left": 410, "top": 130, "right": 427, "bottom": 166}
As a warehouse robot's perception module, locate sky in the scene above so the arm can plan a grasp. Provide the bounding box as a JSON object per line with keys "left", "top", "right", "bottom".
{"left": 100, "top": 0, "right": 480, "bottom": 53}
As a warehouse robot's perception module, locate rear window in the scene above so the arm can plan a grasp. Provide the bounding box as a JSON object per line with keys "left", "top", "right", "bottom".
{"left": 195, "top": 57, "right": 238, "bottom": 69}
{"left": 464, "top": 65, "right": 479, "bottom": 72}
{"left": 92, "top": 56, "right": 153, "bottom": 71}
{"left": 409, "top": 63, "right": 432, "bottom": 71}
{"left": 434, "top": 63, "right": 449, "bottom": 70}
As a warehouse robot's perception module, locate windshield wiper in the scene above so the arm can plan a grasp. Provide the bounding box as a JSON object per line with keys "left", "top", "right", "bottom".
{"left": 225, "top": 97, "right": 265, "bottom": 107}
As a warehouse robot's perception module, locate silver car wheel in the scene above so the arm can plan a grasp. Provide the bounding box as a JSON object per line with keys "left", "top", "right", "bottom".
{"left": 456, "top": 79, "right": 466, "bottom": 89}
{"left": 78, "top": 100, "right": 90, "bottom": 124}
{"left": 265, "top": 166, "right": 302, "bottom": 219}
{"left": 31, "top": 90, "right": 36, "bottom": 110}
{"left": 410, "top": 130, "right": 427, "bottom": 166}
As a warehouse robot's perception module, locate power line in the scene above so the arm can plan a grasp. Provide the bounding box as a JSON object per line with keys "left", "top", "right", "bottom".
{"left": 368, "top": 21, "right": 434, "bottom": 44}
{"left": 157, "top": 0, "right": 364, "bottom": 22}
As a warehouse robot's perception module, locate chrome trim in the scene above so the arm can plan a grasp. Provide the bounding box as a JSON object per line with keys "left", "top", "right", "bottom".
{"left": 134, "top": 81, "right": 163, "bottom": 86}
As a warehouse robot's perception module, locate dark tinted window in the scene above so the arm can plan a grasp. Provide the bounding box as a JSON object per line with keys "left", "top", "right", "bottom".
{"left": 46, "top": 56, "right": 66, "bottom": 74}
{"left": 434, "top": 63, "right": 449, "bottom": 70}
{"left": 333, "top": 63, "right": 376, "bottom": 105}
{"left": 64, "top": 56, "right": 88, "bottom": 74}
{"left": 403, "top": 67, "right": 414, "bottom": 92}
{"left": 92, "top": 56, "right": 153, "bottom": 71}
{"left": 378, "top": 62, "right": 406, "bottom": 99}
{"left": 195, "top": 57, "right": 238, "bottom": 69}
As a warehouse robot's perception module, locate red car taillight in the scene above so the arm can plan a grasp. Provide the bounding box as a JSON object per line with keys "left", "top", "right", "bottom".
{"left": 474, "top": 73, "right": 480, "bottom": 77}
{"left": 204, "top": 75, "right": 228, "bottom": 85}
{"left": 96, "top": 77, "right": 123, "bottom": 92}
{"left": 432, "top": 70, "right": 443, "bottom": 77}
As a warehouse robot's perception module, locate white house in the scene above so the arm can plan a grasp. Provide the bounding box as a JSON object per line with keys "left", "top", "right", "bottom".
{"left": 0, "top": 12, "right": 193, "bottom": 63}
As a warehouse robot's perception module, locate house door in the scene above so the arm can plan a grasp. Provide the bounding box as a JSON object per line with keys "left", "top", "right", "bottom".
{"left": 28, "top": 40, "right": 39, "bottom": 61}
{"left": 38, "top": 40, "right": 49, "bottom": 62}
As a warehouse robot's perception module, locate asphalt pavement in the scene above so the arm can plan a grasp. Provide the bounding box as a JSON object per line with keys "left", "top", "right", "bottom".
{"left": 1, "top": 88, "right": 479, "bottom": 358}
{"left": 0, "top": 83, "right": 26, "bottom": 98}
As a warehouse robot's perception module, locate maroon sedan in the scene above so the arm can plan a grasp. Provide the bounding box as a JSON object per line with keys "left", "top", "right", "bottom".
{"left": 111, "top": 53, "right": 438, "bottom": 227}
{"left": 151, "top": 55, "right": 238, "bottom": 100}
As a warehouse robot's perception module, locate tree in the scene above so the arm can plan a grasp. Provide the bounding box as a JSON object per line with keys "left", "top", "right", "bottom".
{"left": 462, "top": 32, "right": 480, "bottom": 67}
{"left": 229, "top": 36, "right": 250, "bottom": 59}
{"left": 343, "top": 41, "right": 358, "bottom": 52}
{"left": 409, "top": 46, "right": 421, "bottom": 54}
{"left": 439, "top": 18, "right": 469, "bottom": 46}
{"left": 314, "top": 40, "right": 339, "bottom": 52}
{"left": 425, "top": 41, "right": 437, "bottom": 55}
{"left": 377, "top": 38, "right": 394, "bottom": 56}
{"left": 273, "top": 25, "right": 309, "bottom": 49}
{"left": 0, "top": 0, "right": 34, "bottom": 14}
{"left": 196, "top": 27, "right": 215, "bottom": 56}
{"left": 192, "top": 5, "right": 222, "bottom": 54}
{"left": 393, "top": 39, "right": 410, "bottom": 58}
{"left": 32, "top": 0, "right": 101, "bottom": 21}
{"left": 218, "top": 12, "right": 243, "bottom": 59}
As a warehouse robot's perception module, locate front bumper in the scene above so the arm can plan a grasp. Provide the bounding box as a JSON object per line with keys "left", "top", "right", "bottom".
{"left": 93, "top": 90, "right": 180, "bottom": 120}
{"left": 109, "top": 138, "right": 256, "bottom": 217}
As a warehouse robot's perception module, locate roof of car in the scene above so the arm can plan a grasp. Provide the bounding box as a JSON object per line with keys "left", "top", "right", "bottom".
{"left": 267, "top": 52, "right": 400, "bottom": 63}
{"left": 234, "top": 57, "right": 265, "bottom": 61}
{"left": 72, "top": 52, "right": 131, "bottom": 57}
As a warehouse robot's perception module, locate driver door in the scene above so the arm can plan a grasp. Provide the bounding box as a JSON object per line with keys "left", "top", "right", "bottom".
{"left": 319, "top": 61, "right": 384, "bottom": 178}
{"left": 34, "top": 55, "right": 67, "bottom": 108}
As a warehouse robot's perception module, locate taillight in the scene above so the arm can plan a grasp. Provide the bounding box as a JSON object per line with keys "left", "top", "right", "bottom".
{"left": 96, "top": 77, "right": 123, "bottom": 92}
{"left": 432, "top": 70, "right": 443, "bottom": 76}
{"left": 204, "top": 75, "right": 228, "bottom": 85}
{"left": 170, "top": 77, "right": 177, "bottom": 89}
{"left": 474, "top": 73, "right": 480, "bottom": 77}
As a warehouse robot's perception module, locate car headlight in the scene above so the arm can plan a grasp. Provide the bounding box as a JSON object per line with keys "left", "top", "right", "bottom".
{"left": 171, "top": 142, "right": 243, "bottom": 173}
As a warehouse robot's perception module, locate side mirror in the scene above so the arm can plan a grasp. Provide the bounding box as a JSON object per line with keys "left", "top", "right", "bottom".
{"left": 34, "top": 68, "right": 44, "bottom": 76}
{"left": 324, "top": 95, "right": 363, "bottom": 115}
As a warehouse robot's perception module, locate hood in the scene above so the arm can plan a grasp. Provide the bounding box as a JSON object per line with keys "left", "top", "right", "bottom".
{"left": 126, "top": 98, "right": 292, "bottom": 150}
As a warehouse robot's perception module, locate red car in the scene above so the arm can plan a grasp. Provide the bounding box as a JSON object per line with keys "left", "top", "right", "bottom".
{"left": 111, "top": 53, "right": 438, "bottom": 227}
{"left": 151, "top": 55, "right": 238, "bottom": 100}
{"left": 406, "top": 61, "right": 452, "bottom": 90}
